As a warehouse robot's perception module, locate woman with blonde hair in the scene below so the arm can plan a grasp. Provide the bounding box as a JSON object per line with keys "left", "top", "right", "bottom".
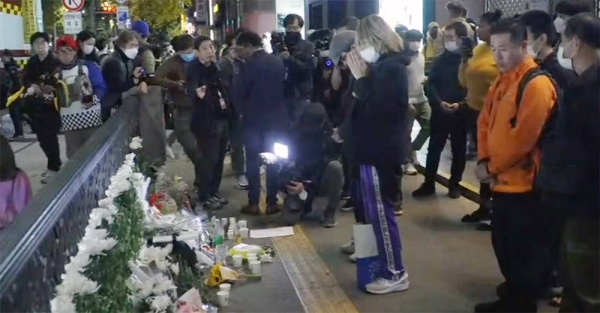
{"left": 345, "top": 14, "right": 411, "bottom": 295}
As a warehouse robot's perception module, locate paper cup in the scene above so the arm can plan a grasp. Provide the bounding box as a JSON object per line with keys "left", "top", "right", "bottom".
{"left": 238, "top": 220, "right": 247, "bottom": 229}
{"left": 240, "top": 228, "right": 249, "bottom": 239}
{"left": 248, "top": 257, "right": 258, "bottom": 263}
{"left": 246, "top": 252, "right": 257, "bottom": 259}
{"left": 221, "top": 218, "right": 228, "bottom": 226}
{"left": 217, "top": 291, "right": 230, "bottom": 307}
{"left": 219, "top": 283, "right": 232, "bottom": 292}
{"left": 232, "top": 254, "right": 243, "bottom": 267}
{"left": 249, "top": 260, "right": 262, "bottom": 274}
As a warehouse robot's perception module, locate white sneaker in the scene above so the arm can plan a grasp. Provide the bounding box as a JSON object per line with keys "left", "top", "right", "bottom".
{"left": 41, "top": 170, "right": 58, "bottom": 184}
{"left": 236, "top": 175, "right": 249, "bottom": 189}
{"left": 404, "top": 163, "right": 418, "bottom": 175}
{"left": 349, "top": 253, "right": 357, "bottom": 263}
{"left": 340, "top": 241, "right": 355, "bottom": 254}
{"left": 166, "top": 146, "right": 175, "bottom": 159}
{"left": 366, "top": 272, "right": 410, "bottom": 295}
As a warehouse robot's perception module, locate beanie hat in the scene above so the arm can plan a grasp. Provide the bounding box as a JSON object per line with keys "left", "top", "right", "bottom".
{"left": 405, "top": 29, "right": 424, "bottom": 42}
{"left": 131, "top": 20, "right": 150, "bottom": 38}
{"left": 30, "top": 32, "right": 51, "bottom": 45}
{"left": 56, "top": 36, "right": 79, "bottom": 50}
{"left": 329, "top": 30, "right": 356, "bottom": 65}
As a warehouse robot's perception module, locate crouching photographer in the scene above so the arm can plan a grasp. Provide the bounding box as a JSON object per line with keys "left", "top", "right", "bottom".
{"left": 280, "top": 102, "right": 343, "bottom": 228}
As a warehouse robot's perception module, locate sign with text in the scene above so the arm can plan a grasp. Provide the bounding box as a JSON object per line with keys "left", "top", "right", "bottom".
{"left": 196, "top": 0, "right": 207, "bottom": 25}
{"left": 117, "top": 6, "right": 130, "bottom": 30}
{"left": 63, "top": 11, "right": 83, "bottom": 34}
{"left": 62, "top": 0, "right": 85, "bottom": 11}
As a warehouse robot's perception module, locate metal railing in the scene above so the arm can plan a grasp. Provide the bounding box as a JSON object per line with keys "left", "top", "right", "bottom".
{"left": 0, "top": 94, "right": 142, "bottom": 312}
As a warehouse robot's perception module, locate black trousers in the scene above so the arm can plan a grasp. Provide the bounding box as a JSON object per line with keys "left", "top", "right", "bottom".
{"left": 492, "top": 192, "right": 550, "bottom": 305}
{"left": 424, "top": 111, "right": 467, "bottom": 185}
{"left": 195, "top": 120, "right": 229, "bottom": 201}
{"left": 33, "top": 111, "right": 62, "bottom": 172}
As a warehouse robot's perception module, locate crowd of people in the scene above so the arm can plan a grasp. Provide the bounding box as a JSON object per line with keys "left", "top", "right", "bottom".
{"left": 0, "top": 0, "right": 598, "bottom": 311}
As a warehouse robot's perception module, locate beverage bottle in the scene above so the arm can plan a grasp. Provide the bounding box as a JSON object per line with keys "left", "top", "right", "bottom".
{"left": 213, "top": 220, "right": 224, "bottom": 246}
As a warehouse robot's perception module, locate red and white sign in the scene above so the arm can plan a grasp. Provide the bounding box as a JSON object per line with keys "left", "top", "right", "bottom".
{"left": 62, "top": 0, "right": 85, "bottom": 11}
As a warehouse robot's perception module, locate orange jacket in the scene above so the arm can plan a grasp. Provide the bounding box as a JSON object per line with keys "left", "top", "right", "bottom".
{"left": 477, "top": 57, "right": 557, "bottom": 193}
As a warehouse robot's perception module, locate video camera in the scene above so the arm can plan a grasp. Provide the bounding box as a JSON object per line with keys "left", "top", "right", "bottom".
{"left": 270, "top": 32, "right": 289, "bottom": 54}
{"left": 307, "top": 28, "right": 334, "bottom": 70}
{"left": 260, "top": 143, "right": 312, "bottom": 193}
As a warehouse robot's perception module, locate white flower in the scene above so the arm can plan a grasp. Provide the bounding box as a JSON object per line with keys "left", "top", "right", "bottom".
{"left": 64, "top": 253, "right": 91, "bottom": 275}
{"left": 169, "top": 263, "right": 179, "bottom": 276}
{"left": 152, "top": 274, "right": 174, "bottom": 295}
{"left": 138, "top": 244, "right": 172, "bottom": 265}
{"left": 50, "top": 295, "right": 76, "bottom": 313}
{"left": 98, "top": 197, "right": 114, "bottom": 208}
{"left": 129, "top": 137, "right": 143, "bottom": 150}
{"left": 56, "top": 271, "right": 99, "bottom": 296}
{"left": 126, "top": 153, "right": 136, "bottom": 162}
{"left": 150, "top": 294, "right": 172, "bottom": 312}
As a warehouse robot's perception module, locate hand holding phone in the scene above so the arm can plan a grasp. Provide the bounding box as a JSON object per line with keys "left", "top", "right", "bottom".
{"left": 461, "top": 38, "right": 474, "bottom": 59}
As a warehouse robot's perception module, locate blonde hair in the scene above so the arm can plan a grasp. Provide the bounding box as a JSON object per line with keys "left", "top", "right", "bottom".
{"left": 356, "top": 15, "right": 404, "bottom": 54}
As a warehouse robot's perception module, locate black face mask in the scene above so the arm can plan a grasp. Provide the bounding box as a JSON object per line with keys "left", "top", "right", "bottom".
{"left": 285, "top": 31, "right": 301, "bottom": 45}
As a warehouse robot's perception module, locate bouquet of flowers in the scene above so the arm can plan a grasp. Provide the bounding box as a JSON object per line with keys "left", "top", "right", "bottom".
{"left": 149, "top": 193, "right": 178, "bottom": 215}
{"left": 154, "top": 170, "right": 193, "bottom": 210}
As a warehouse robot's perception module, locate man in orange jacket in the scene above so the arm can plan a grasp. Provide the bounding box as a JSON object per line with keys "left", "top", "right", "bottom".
{"left": 474, "top": 18, "right": 558, "bottom": 313}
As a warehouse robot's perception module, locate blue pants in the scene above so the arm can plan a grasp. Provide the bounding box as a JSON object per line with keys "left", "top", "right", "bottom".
{"left": 244, "top": 127, "right": 286, "bottom": 206}
{"left": 355, "top": 164, "right": 405, "bottom": 280}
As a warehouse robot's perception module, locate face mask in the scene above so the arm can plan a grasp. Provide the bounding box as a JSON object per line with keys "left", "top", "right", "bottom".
{"left": 445, "top": 41, "right": 459, "bottom": 52}
{"left": 554, "top": 17, "right": 566, "bottom": 34}
{"left": 82, "top": 44, "right": 95, "bottom": 55}
{"left": 526, "top": 39, "right": 542, "bottom": 58}
{"left": 35, "top": 43, "right": 49, "bottom": 55}
{"left": 359, "top": 46, "right": 380, "bottom": 63}
{"left": 124, "top": 47, "right": 138, "bottom": 59}
{"left": 557, "top": 46, "right": 573, "bottom": 70}
{"left": 284, "top": 31, "right": 301, "bottom": 44}
{"left": 408, "top": 42, "right": 421, "bottom": 52}
{"left": 180, "top": 53, "right": 195, "bottom": 62}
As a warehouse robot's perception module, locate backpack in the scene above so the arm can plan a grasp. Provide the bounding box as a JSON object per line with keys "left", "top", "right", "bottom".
{"left": 510, "top": 67, "right": 561, "bottom": 129}
{"left": 56, "top": 60, "right": 94, "bottom": 108}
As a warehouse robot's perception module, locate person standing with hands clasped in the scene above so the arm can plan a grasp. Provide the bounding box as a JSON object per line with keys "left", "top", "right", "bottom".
{"left": 412, "top": 22, "right": 468, "bottom": 199}
{"left": 186, "top": 35, "right": 230, "bottom": 211}
{"left": 345, "top": 14, "right": 410, "bottom": 295}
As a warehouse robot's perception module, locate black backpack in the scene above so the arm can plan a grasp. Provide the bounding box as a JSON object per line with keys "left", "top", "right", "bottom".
{"left": 510, "top": 67, "right": 561, "bottom": 129}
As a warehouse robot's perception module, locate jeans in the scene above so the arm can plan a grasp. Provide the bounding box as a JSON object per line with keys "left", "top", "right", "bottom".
{"left": 8, "top": 100, "right": 23, "bottom": 137}
{"left": 424, "top": 110, "right": 468, "bottom": 186}
{"left": 244, "top": 126, "right": 285, "bottom": 206}
{"left": 33, "top": 111, "right": 62, "bottom": 172}
{"left": 174, "top": 110, "right": 200, "bottom": 187}
{"left": 195, "top": 120, "right": 228, "bottom": 201}
{"left": 228, "top": 115, "right": 245, "bottom": 177}
{"left": 410, "top": 101, "right": 431, "bottom": 153}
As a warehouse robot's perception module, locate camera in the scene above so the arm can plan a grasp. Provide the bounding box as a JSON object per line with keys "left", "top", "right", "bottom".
{"left": 270, "top": 32, "right": 289, "bottom": 54}
{"left": 260, "top": 143, "right": 311, "bottom": 193}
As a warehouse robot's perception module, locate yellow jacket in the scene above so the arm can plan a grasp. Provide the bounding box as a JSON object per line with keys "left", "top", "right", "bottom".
{"left": 458, "top": 43, "right": 499, "bottom": 111}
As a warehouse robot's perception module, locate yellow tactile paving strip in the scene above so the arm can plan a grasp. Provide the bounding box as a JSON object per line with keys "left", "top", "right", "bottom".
{"left": 272, "top": 226, "right": 359, "bottom": 313}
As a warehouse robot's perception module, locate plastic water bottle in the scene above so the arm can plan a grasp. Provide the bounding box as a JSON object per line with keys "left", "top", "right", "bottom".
{"left": 1, "top": 114, "right": 15, "bottom": 138}
{"left": 213, "top": 220, "right": 224, "bottom": 247}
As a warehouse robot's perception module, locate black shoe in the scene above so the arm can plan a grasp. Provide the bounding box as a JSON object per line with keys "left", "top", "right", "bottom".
{"left": 340, "top": 199, "right": 353, "bottom": 212}
{"left": 474, "top": 299, "right": 536, "bottom": 313}
{"left": 461, "top": 207, "right": 490, "bottom": 223}
{"left": 340, "top": 190, "right": 351, "bottom": 201}
{"left": 210, "top": 194, "right": 228, "bottom": 205}
{"left": 495, "top": 282, "right": 509, "bottom": 299}
{"left": 203, "top": 197, "right": 223, "bottom": 210}
{"left": 412, "top": 183, "right": 435, "bottom": 198}
{"left": 476, "top": 220, "right": 492, "bottom": 231}
{"left": 448, "top": 184, "right": 462, "bottom": 199}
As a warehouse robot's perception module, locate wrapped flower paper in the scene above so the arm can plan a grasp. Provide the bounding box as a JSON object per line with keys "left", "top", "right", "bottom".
{"left": 150, "top": 193, "right": 178, "bottom": 215}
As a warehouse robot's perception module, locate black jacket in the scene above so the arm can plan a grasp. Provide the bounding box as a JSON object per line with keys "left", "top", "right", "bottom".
{"left": 279, "top": 39, "right": 316, "bottom": 100}
{"left": 233, "top": 50, "right": 288, "bottom": 130}
{"left": 539, "top": 52, "right": 576, "bottom": 91}
{"left": 185, "top": 59, "right": 229, "bottom": 134}
{"left": 537, "top": 63, "right": 599, "bottom": 218}
{"left": 350, "top": 52, "right": 410, "bottom": 168}
{"left": 427, "top": 50, "right": 466, "bottom": 115}
{"left": 101, "top": 48, "right": 137, "bottom": 118}
{"left": 23, "top": 53, "right": 60, "bottom": 88}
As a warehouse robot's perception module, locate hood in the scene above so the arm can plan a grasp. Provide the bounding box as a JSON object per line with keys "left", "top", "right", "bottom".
{"left": 427, "top": 22, "right": 439, "bottom": 30}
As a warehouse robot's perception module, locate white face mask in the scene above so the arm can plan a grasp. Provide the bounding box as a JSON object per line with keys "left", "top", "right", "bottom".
{"left": 557, "top": 46, "right": 573, "bottom": 70}
{"left": 445, "top": 41, "right": 459, "bottom": 52}
{"left": 83, "top": 44, "right": 95, "bottom": 55}
{"left": 124, "top": 47, "right": 138, "bottom": 59}
{"left": 554, "top": 17, "right": 566, "bottom": 34}
{"left": 359, "top": 46, "right": 380, "bottom": 63}
{"left": 408, "top": 42, "right": 421, "bottom": 52}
